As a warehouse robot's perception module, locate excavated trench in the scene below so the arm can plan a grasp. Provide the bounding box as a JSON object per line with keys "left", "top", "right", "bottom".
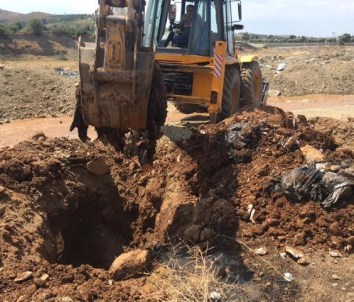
{"left": 47, "top": 180, "right": 139, "bottom": 270}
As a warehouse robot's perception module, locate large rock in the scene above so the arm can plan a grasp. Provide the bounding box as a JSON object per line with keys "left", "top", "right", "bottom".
{"left": 87, "top": 157, "right": 110, "bottom": 175}
{"left": 109, "top": 249, "right": 150, "bottom": 281}
{"left": 300, "top": 145, "right": 325, "bottom": 163}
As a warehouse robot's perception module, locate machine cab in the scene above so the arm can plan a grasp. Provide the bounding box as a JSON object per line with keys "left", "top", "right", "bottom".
{"left": 144, "top": 0, "right": 243, "bottom": 57}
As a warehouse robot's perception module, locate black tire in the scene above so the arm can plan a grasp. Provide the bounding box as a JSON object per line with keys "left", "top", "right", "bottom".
{"left": 137, "top": 62, "right": 167, "bottom": 166}
{"left": 215, "top": 64, "right": 241, "bottom": 122}
{"left": 147, "top": 63, "right": 168, "bottom": 138}
{"left": 240, "top": 61, "right": 263, "bottom": 107}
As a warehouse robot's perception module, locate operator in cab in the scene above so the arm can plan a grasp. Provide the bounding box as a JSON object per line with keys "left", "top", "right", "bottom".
{"left": 172, "top": 4, "right": 198, "bottom": 48}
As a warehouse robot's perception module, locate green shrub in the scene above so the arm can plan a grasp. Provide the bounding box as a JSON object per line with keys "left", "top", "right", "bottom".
{"left": 29, "top": 19, "right": 44, "bottom": 36}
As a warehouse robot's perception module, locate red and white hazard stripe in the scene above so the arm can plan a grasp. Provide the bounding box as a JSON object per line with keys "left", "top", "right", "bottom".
{"left": 213, "top": 55, "right": 223, "bottom": 78}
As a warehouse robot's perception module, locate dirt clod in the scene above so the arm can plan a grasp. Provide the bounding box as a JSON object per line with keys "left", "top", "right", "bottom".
{"left": 109, "top": 249, "right": 150, "bottom": 281}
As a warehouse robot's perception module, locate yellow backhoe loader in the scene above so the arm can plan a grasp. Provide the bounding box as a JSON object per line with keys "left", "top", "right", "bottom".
{"left": 71, "top": 0, "right": 266, "bottom": 165}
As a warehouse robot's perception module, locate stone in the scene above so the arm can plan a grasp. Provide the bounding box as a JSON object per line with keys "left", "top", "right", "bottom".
{"left": 297, "top": 256, "right": 311, "bottom": 266}
{"left": 0, "top": 186, "right": 6, "bottom": 194}
{"left": 0, "top": 205, "right": 6, "bottom": 217}
{"left": 329, "top": 250, "right": 343, "bottom": 258}
{"left": 87, "top": 157, "right": 110, "bottom": 175}
{"left": 40, "top": 273, "right": 49, "bottom": 282}
{"left": 32, "top": 132, "right": 47, "bottom": 141}
{"left": 277, "top": 63, "right": 287, "bottom": 72}
{"left": 200, "top": 227, "right": 213, "bottom": 242}
{"left": 61, "top": 297, "right": 74, "bottom": 302}
{"left": 254, "top": 246, "right": 268, "bottom": 256}
{"left": 300, "top": 145, "right": 325, "bottom": 163}
{"left": 331, "top": 274, "right": 341, "bottom": 280}
{"left": 14, "top": 271, "right": 33, "bottom": 283}
{"left": 285, "top": 246, "right": 304, "bottom": 259}
{"left": 109, "top": 249, "right": 150, "bottom": 281}
{"left": 268, "top": 89, "right": 281, "bottom": 97}
{"left": 184, "top": 224, "right": 203, "bottom": 243}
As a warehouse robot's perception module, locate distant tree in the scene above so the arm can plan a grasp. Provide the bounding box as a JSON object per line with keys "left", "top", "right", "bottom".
{"left": 241, "top": 32, "right": 250, "bottom": 41}
{"left": 339, "top": 33, "right": 352, "bottom": 43}
{"left": 29, "top": 19, "right": 44, "bottom": 36}
{"left": 0, "top": 24, "right": 9, "bottom": 38}
{"left": 289, "top": 35, "right": 297, "bottom": 40}
{"left": 267, "top": 34, "right": 274, "bottom": 42}
{"left": 15, "top": 22, "right": 24, "bottom": 31}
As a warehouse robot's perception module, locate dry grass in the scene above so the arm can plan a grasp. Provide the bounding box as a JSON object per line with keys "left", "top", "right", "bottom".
{"left": 146, "top": 243, "right": 250, "bottom": 302}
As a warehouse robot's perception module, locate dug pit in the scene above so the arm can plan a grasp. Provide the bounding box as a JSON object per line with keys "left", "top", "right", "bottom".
{"left": 53, "top": 187, "right": 137, "bottom": 269}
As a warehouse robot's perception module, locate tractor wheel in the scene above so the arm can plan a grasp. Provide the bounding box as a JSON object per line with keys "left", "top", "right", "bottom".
{"left": 139, "top": 63, "right": 168, "bottom": 166}
{"left": 215, "top": 64, "right": 241, "bottom": 122}
{"left": 240, "top": 61, "right": 263, "bottom": 107}
{"left": 146, "top": 63, "right": 168, "bottom": 139}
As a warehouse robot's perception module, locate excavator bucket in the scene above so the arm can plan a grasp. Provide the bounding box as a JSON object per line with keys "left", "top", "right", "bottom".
{"left": 77, "top": 2, "right": 154, "bottom": 130}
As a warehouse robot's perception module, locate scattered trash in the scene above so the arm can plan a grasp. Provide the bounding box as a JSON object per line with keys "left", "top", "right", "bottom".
{"left": 329, "top": 250, "right": 343, "bottom": 258}
{"left": 277, "top": 63, "right": 287, "bottom": 72}
{"left": 285, "top": 246, "right": 304, "bottom": 259}
{"left": 284, "top": 113, "right": 298, "bottom": 130}
{"left": 254, "top": 246, "right": 268, "bottom": 256}
{"left": 247, "top": 204, "right": 256, "bottom": 223}
{"left": 54, "top": 67, "right": 78, "bottom": 78}
{"left": 279, "top": 166, "right": 324, "bottom": 202}
{"left": 225, "top": 122, "right": 262, "bottom": 159}
{"left": 209, "top": 291, "right": 222, "bottom": 301}
{"left": 284, "top": 272, "right": 294, "bottom": 282}
{"left": 278, "top": 165, "right": 354, "bottom": 208}
{"left": 283, "top": 136, "right": 300, "bottom": 151}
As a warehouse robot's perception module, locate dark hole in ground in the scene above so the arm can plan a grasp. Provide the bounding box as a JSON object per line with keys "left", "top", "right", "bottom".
{"left": 57, "top": 188, "right": 137, "bottom": 269}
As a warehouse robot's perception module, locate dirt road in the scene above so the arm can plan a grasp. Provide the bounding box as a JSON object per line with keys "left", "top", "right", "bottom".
{"left": 1, "top": 96, "right": 353, "bottom": 148}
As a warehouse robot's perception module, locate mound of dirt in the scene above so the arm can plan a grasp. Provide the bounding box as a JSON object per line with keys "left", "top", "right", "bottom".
{"left": 259, "top": 46, "right": 354, "bottom": 96}
{"left": 0, "top": 107, "right": 353, "bottom": 300}
{"left": 0, "top": 64, "right": 76, "bottom": 122}
{"left": 0, "top": 34, "right": 77, "bottom": 58}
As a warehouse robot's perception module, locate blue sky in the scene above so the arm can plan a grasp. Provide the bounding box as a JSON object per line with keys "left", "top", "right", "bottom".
{"left": 0, "top": 0, "right": 353, "bottom": 37}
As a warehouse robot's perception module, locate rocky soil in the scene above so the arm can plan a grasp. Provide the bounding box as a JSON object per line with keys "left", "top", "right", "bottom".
{"left": 0, "top": 45, "right": 353, "bottom": 124}
{"left": 0, "top": 64, "right": 76, "bottom": 122}
{"left": 258, "top": 46, "right": 354, "bottom": 96}
{"left": 0, "top": 42, "right": 353, "bottom": 301}
{"left": 0, "top": 107, "right": 353, "bottom": 301}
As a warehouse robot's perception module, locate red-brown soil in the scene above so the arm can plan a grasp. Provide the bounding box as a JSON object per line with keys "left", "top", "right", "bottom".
{"left": 0, "top": 107, "right": 353, "bottom": 301}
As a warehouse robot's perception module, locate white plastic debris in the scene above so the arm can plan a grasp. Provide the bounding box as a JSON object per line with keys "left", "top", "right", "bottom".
{"left": 284, "top": 272, "right": 294, "bottom": 282}
{"left": 210, "top": 291, "right": 222, "bottom": 301}
{"left": 277, "top": 63, "right": 287, "bottom": 72}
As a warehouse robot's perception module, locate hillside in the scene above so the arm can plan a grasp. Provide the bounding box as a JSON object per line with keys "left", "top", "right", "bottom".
{"left": 0, "top": 9, "right": 51, "bottom": 23}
